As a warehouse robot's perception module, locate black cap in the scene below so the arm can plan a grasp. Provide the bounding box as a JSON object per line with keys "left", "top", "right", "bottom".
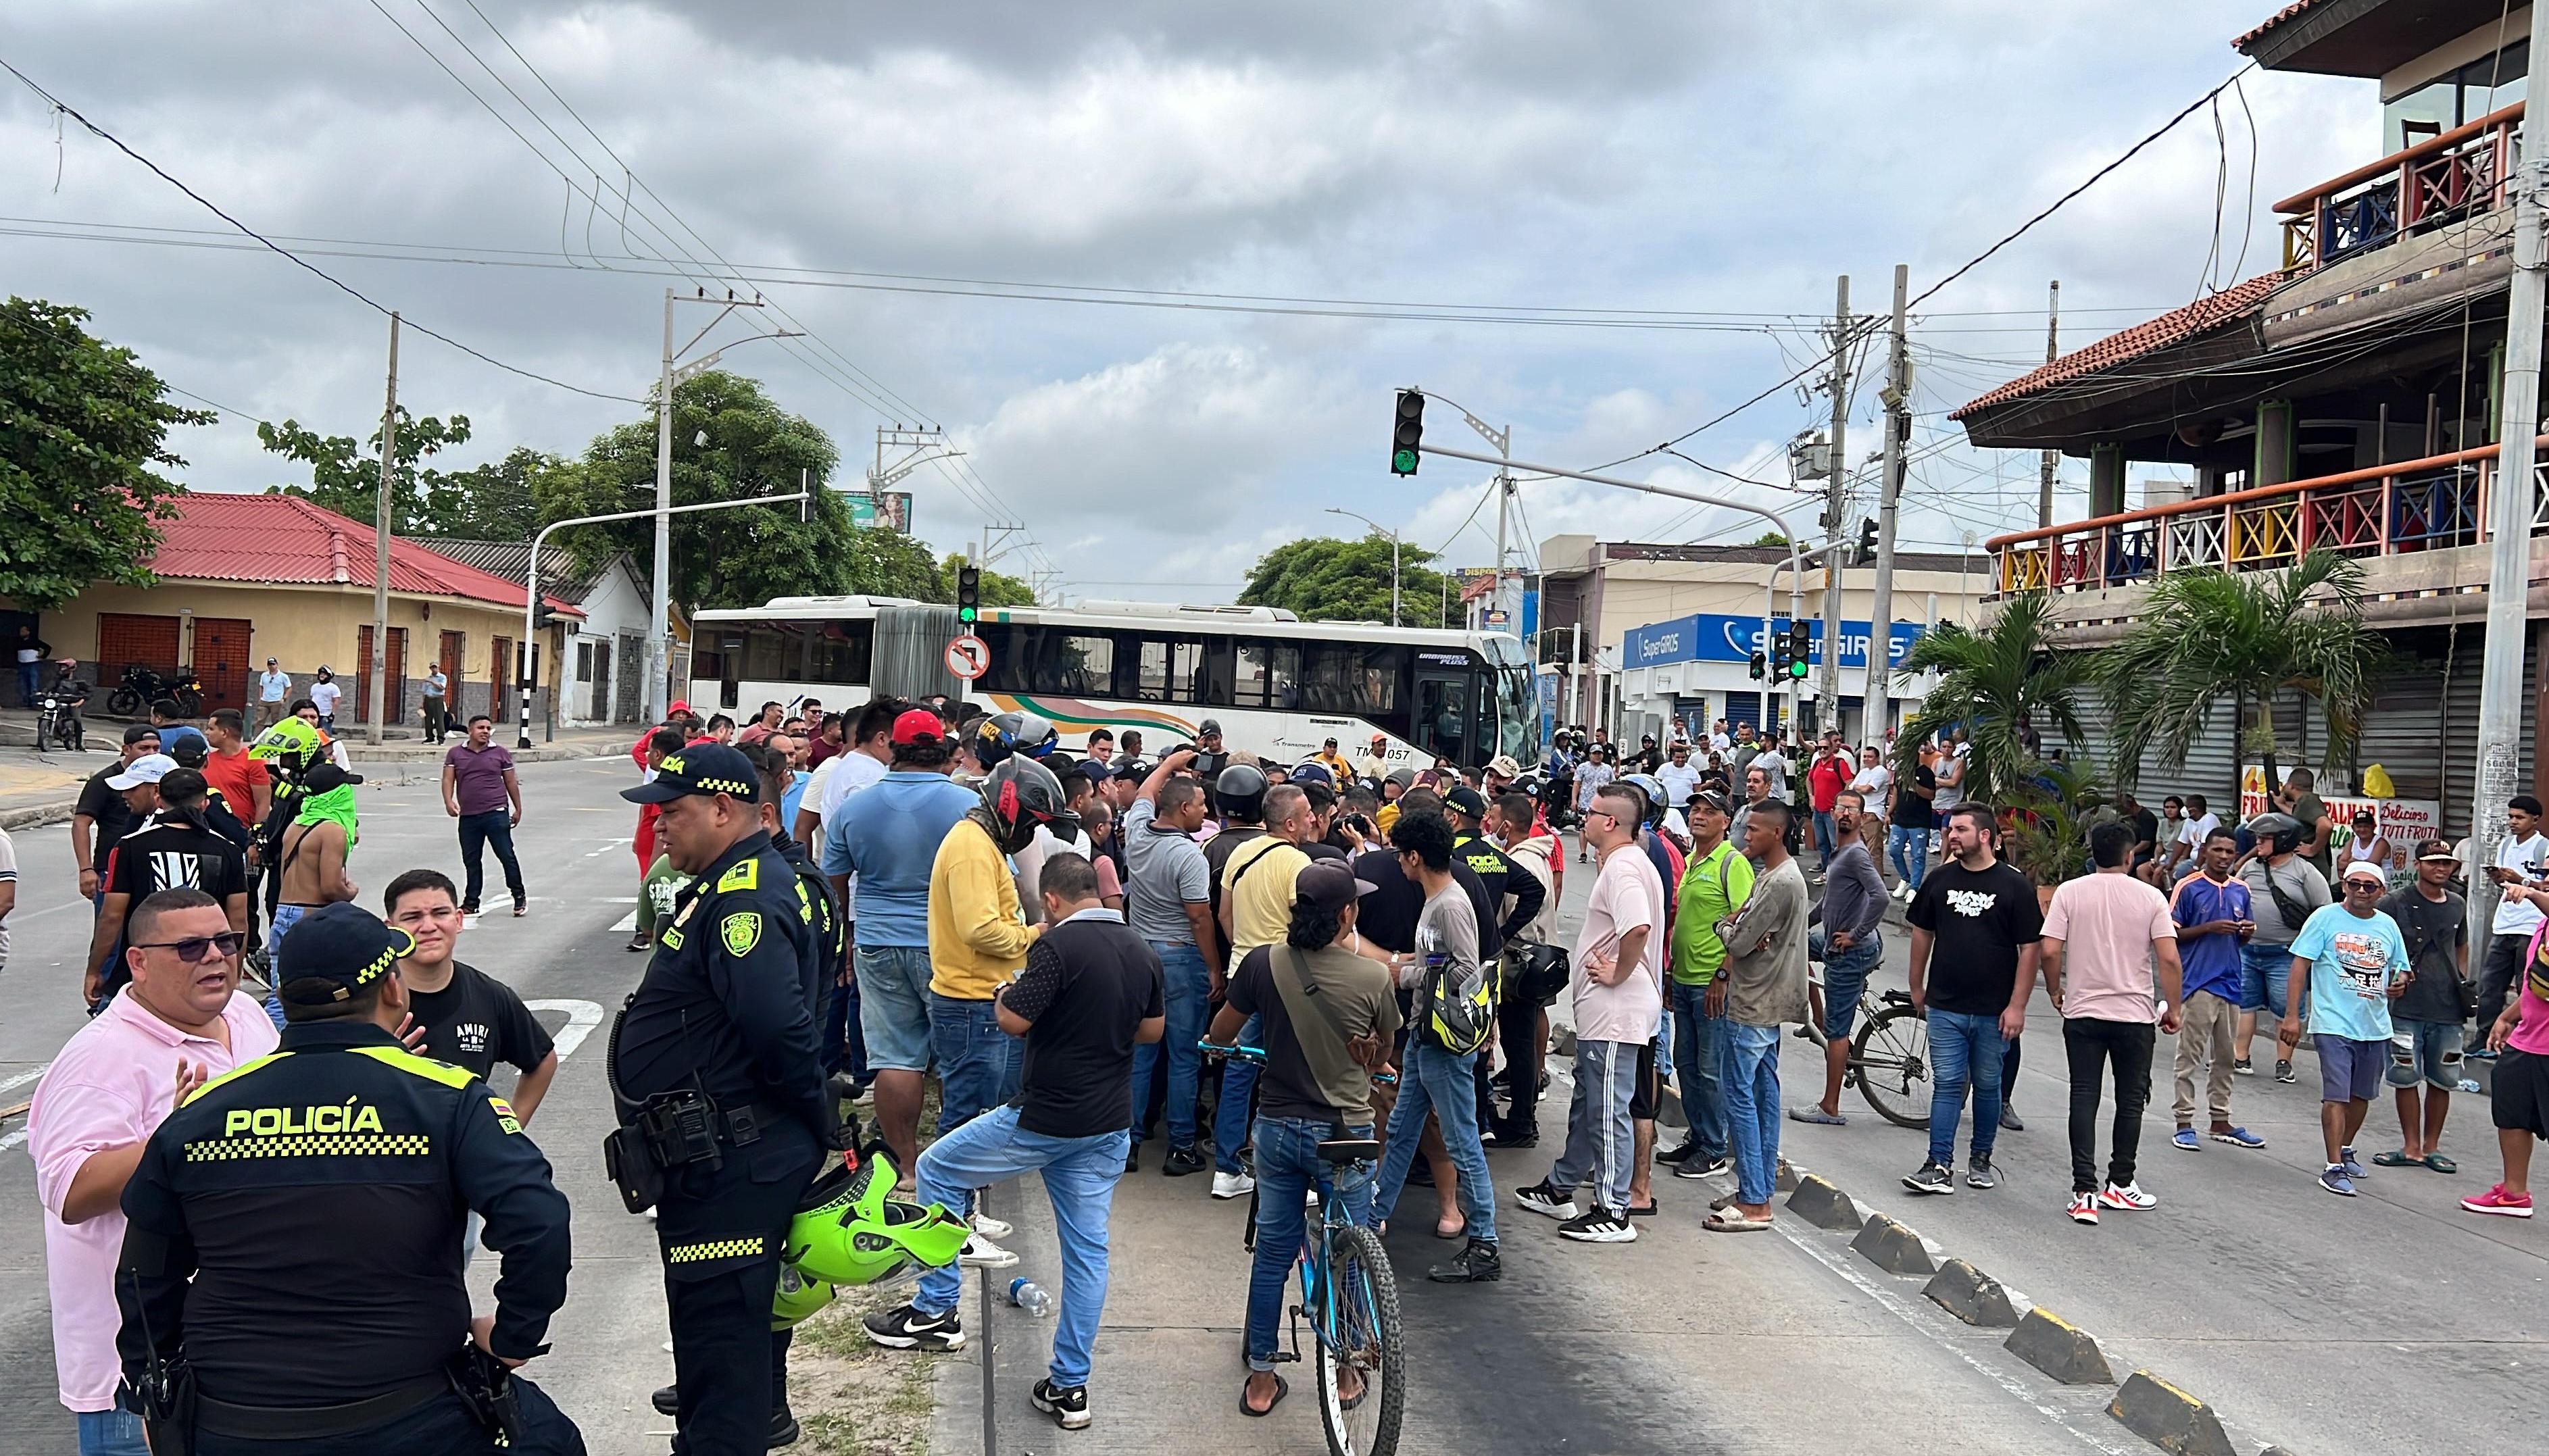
{"left": 301, "top": 763, "right": 365, "bottom": 793}
{"left": 622, "top": 743, "right": 762, "bottom": 804}
{"left": 1443, "top": 785, "right": 1487, "bottom": 820}
{"left": 274, "top": 903, "right": 414, "bottom": 1005}
{"left": 1294, "top": 859, "right": 1380, "bottom": 911}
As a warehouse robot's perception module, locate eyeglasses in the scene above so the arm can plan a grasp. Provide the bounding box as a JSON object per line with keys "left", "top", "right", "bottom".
{"left": 136, "top": 932, "right": 247, "bottom": 963}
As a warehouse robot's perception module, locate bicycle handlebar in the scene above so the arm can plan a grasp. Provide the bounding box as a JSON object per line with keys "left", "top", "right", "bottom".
{"left": 1198, "top": 1037, "right": 1397, "bottom": 1086}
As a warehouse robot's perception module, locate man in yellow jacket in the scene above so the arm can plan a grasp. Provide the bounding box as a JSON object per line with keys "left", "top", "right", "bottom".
{"left": 929, "top": 758, "right": 1080, "bottom": 1136}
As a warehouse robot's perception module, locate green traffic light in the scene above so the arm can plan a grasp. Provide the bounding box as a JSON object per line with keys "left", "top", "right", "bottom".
{"left": 958, "top": 606, "right": 977, "bottom": 624}
{"left": 1391, "top": 447, "right": 1418, "bottom": 474}
{"left": 1787, "top": 659, "right": 1809, "bottom": 680}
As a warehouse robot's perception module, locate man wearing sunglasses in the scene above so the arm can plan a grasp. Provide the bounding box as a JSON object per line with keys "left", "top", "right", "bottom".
{"left": 85, "top": 765, "right": 249, "bottom": 1011}
{"left": 30, "top": 887, "right": 278, "bottom": 1456}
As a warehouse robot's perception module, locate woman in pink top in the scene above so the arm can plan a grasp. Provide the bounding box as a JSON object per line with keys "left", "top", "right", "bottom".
{"left": 2039, "top": 822, "right": 2183, "bottom": 1225}
{"left": 28, "top": 888, "right": 278, "bottom": 1454}
{"left": 2465, "top": 917, "right": 2549, "bottom": 1216}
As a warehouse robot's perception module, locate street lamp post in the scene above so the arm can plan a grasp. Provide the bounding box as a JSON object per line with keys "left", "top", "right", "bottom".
{"left": 1325, "top": 507, "right": 1402, "bottom": 626}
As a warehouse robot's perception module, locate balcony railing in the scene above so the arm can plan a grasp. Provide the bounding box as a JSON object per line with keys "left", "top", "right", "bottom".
{"left": 1985, "top": 438, "right": 2548, "bottom": 598}
{"left": 2277, "top": 102, "right": 2521, "bottom": 273}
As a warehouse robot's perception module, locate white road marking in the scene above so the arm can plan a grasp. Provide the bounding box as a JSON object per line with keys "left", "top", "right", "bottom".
{"left": 611, "top": 912, "right": 637, "bottom": 932}
{"left": 0, "top": 1128, "right": 26, "bottom": 1153}
{"left": 0, "top": 1064, "right": 52, "bottom": 1096}
{"left": 525, "top": 999, "right": 604, "bottom": 1061}
{"left": 585, "top": 837, "right": 636, "bottom": 857}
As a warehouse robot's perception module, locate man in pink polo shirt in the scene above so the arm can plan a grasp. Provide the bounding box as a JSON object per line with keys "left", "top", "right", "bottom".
{"left": 30, "top": 886, "right": 278, "bottom": 1455}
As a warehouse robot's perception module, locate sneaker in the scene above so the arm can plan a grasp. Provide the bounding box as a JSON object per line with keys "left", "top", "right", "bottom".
{"left": 2318, "top": 1164, "right": 2357, "bottom": 1197}
{"left": 864, "top": 1303, "right": 966, "bottom": 1351}
{"left": 1428, "top": 1237, "right": 1504, "bottom": 1282}
{"left": 1655, "top": 1140, "right": 1699, "bottom": 1165}
{"left": 2097, "top": 1181, "right": 2156, "bottom": 1211}
{"left": 2066, "top": 1190, "right": 2100, "bottom": 1225}
{"left": 960, "top": 1234, "right": 1018, "bottom": 1270}
{"left": 1124, "top": 1142, "right": 1140, "bottom": 1174}
{"left": 2460, "top": 1183, "right": 2535, "bottom": 1217}
{"left": 1672, "top": 1154, "right": 1730, "bottom": 1180}
{"left": 2274, "top": 1059, "right": 2297, "bottom": 1084}
{"left": 1902, "top": 1160, "right": 1956, "bottom": 1195}
{"left": 1514, "top": 1180, "right": 1578, "bottom": 1220}
{"left": 2233, "top": 1057, "right": 2255, "bottom": 1077}
{"left": 1483, "top": 1126, "right": 1539, "bottom": 1150}
{"left": 2171, "top": 1128, "right": 2202, "bottom": 1152}
{"left": 1031, "top": 1378, "right": 1091, "bottom": 1430}
{"left": 1998, "top": 1105, "right": 2025, "bottom": 1132}
{"left": 2339, "top": 1147, "right": 2369, "bottom": 1180}
{"left": 1162, "top": 1143, "right": 1207, "bottom": 1177}
{"left": 971, "top": 1212, "right": 1014, "bottom": 1240}
{"left": 1965, "top": 1157, "right": 1999, "bottom": 1190}
{"left": 1558, "top": 1208, "right": 1638, "bottom": 1243}
{"left": 2211, "top": 1125, "right": 2267, "bottom": 1149}
{"left": 771, "top": 1408, "right": 800, "bottom": 1447}
{"left": 651, "top": 1384, "right": 678, "bottom": 1416}
{"left": 2466, "top": 1045, "right": 2500, "bottom": 1063}
{"left": 1210, "top": 1170, "right": 1256, "bottom": 1200}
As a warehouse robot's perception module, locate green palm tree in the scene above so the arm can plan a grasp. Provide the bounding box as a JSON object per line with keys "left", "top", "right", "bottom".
{"left": 2098, "top": 548, "right": 2387, "bottom": 809}
{"left": 1891, "top": 591, "right": 2094, "bottom": 807}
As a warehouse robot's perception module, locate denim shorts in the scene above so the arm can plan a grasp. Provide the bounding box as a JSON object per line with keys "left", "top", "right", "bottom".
{"left": 2386, "top": 1018, "right": 2465, "bottom": 1090}
{"left": 2315, "top": 1033, "right": 2385, "bottom": 1103}
{"left": 1812, "top": 928, "right": 1883, "bottom": 1040}
{"left": 854, "top": 944, "right": 936, "bottom": 1072}
{"left": 2236, "top": 942, "right": 2292, "bottom": 1015}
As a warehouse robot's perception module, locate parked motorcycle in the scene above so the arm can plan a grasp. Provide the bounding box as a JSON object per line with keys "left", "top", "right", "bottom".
{"left": 105, "top": 661, "right": 203, "bottom": 719}
{"left": 33, "top": 690, "right": 82, "bottom": 753}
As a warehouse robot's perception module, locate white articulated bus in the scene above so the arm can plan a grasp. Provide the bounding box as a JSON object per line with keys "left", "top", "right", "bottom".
{"left": 687, "top": 596, "right": 1539, "bottom": 771}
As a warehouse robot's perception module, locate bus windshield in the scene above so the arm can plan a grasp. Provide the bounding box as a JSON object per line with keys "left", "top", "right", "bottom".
{"left": 1484, "top": 637, "right": 1537, "bottom": 762}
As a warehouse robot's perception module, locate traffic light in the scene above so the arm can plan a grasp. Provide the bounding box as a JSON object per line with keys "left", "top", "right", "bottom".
{"left": 1748, "top": 649, "right": 1767, "bottom": 681}
{"left": 1769, "top": 626, "right": 1791, "bottom": 679}
{"left": 1391, "top": 389, "right": 1425, "bottom": 476}
{"left": 1786, "top": 619, "right": 1812, "bottom": 680}
{"left": 956, "top": 563, "right": 981, "bottom": 625}
{"left": 1854, "top": 516, "right": 1879, "bottom": 566}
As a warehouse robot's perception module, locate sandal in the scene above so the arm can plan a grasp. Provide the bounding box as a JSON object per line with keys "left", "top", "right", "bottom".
{"left": 1787, "top": 1107, "right": 1848, "bottom": 1126}
{"left": 1704, "top": 1208, "right": 1773, "bottom": 1233}
{"left": 1627, "top": 1199, "right": 1660, "bottom": 1217}
{"left": 2371, "top": 1150, "right": 2418, "bottom": 1168}
{"left": 1240, "top": 1374, "right": 1287, "bottom": 1417}
{"left": 1433, "top": 1219, "right": 1466, "bottom": 1240}
{"left": 2423, "top": 1152, "right": 2459, "bottom": 1174}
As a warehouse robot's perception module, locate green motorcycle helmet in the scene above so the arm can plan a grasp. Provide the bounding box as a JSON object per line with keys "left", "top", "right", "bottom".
{"left": 784, "top": 1151, "right": 972, "bottom": 1290}
{"left": 247, "top": 716, "right": 323, "bottom": 771}
{"left": 770, "top": 1264, "right": 836, "bottom": 1330}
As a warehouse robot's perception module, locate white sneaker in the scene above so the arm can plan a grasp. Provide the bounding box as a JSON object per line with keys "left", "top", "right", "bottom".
{"left": 960, "top": 1234, "right": 1018, "bottom": 1269}
{"left": 2096, "top": 1181, "right": 2157, "bottom": 1212}
{"left": 971, "top": 1212, "right": 1014, "bottom": 1240}
{"left": 1211, "top": 1171, "right": 1256, "bottom": 1200}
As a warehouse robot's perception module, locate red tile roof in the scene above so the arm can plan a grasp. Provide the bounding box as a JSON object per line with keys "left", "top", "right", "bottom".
{"left": 1949, "top": 273, "right": 2281, "bottom": 420}
{"left": 2233, "top": 0, "right": 2324, "bottom": 50}
{"left": 143, "top": 491, "right": 583, "bottom": 615}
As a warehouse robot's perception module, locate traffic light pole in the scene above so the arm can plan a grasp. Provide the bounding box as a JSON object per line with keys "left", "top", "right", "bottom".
{"left": 1866, "top": 263, "right": 1910, "bottom": 742}
{"left": 1819, "top": 276, "right": 1850, "bottom": 739}
{"left": 523, "top": 493, "right": 806, "bottom": 748}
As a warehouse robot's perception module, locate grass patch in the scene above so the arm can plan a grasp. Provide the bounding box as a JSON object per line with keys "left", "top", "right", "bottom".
{"left": 788, "top": 1275, "right": 940, "bottom": 1456}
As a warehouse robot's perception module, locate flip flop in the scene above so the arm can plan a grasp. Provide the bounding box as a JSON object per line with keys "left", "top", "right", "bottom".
{"left": 2371, "top": 1150, "right": 2418, "bottom": 1168}
{"left": 1704, "top": 1209, "right": 1773, "bottom": 1233}
{"left": 1709, "top": 1191, "right": 1740, "bottom": 1212}
{"left": 1627, "top": 1199, "right": 1660, "bottom": 1217}
{"left": 1241, "top": 1374, "right": 1287, "bottom": 1417}
{"left": 1788, "top": 1107, "right": 1848, "bottom": 1126}
{"left": 2423, "top": 1152, "right": 2459, "bottom": 1174}
{"left": 1433, "top": 1220, "right": 1466, "bottom": 1240}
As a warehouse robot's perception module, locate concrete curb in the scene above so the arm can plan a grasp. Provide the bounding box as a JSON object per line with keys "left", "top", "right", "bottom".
{"left": 2106, "top": 1370, "right": 2235, "bottom": 1456}
{"left": 1785, "top": 1174, "right": 1864, "bottom": 1230}
{"left": 1774, "top": 1157, "right": 1798, "bottom": 1193}
{"left": 1849, "top": 1211, "right": 1937, "bottom": 1275}
{"left": 2002, "top": 1307, "right": 2114, "bottom": 1385}
{"left": 1921, "top": 1259, "right": 2019, "bottom": 1327}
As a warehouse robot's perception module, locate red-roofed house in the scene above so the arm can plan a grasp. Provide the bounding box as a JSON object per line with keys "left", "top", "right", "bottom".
{"left": 28, "top": 491, "right": 584, "bottom": 728}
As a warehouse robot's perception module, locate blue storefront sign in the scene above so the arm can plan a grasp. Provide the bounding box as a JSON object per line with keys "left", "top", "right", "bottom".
{"left": 1620, "top": 613, "right": 1923, "bottom": 671}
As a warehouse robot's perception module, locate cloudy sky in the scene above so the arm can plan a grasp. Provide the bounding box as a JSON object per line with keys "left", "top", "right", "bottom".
{"left": 2, "top": 1, "right": 2373, "bottom": 601}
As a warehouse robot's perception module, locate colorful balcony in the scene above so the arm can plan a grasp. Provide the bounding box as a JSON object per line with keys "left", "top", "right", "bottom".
{"left": 2277, "top": 103, "right": 2520, "bottom": 274}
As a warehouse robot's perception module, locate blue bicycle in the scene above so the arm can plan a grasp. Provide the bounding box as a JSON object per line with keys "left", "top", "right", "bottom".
{"left": 1204, "top": 1040, "right": 1405, "bottom": 1456}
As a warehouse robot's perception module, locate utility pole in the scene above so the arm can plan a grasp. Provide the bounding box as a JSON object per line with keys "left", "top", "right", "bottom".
{"left": 1817, "top": 275, "right": 1850, "bottom": 738}
{"left": 1866, "top": 265, "right": 1910, "bottom": 740}
{"left": 366, "top": 311, "right": 399, "bottom": 747}
{"left": 2038, "top": 280, "right": 2061, "bottom": 528}
{"left": 644, "top": 288, "right": 777, "bottom": 724}
{"left": 2473, "top": 0, "right": 2549, "bottom": 951}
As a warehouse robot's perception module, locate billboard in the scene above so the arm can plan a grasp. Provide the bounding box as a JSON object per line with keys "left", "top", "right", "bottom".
{"left": 1619, "top": 613, "right": 1924, "bottom": 672}
{"left": 844, "top": 491, "right": 912, "bottom": 532}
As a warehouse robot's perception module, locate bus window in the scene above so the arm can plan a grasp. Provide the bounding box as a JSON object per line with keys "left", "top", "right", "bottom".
{"left": 1133, "top": 637, "right": 1204, "bottom": 703}
{"left": 1035, "top": 634, "right": 1116, "bottom": 697}
{"left": 1302, "top": 643, "right": 1404, "bottom": 717}
{"left": 1414, "top": 671, "right": 1473, "bottom": 768}
{"left": 808, "top": 619, "right": 873, "bottom": 688}
{"left": 1200, "top": 638, "right": 1235, "bottom": 705}
{"left": 1233, "top": 643, "right": 1270, "bottom": 707}
{"left": 744, "top": 623, "right": 810, "bottom": 680}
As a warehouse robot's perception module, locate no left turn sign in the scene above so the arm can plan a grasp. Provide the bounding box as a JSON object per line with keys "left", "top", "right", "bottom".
{"left": 945, "top": 634, "right": 989, "bottom": 680}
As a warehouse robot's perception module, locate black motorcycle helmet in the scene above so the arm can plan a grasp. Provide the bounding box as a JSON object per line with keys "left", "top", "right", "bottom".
{"left": 979, "top": 756, "right": 1077, "bottom": 855}
{"left": 1214, "top": 763, "right": 1268, "bottom": 823}
{"left": 2247, "top": 811, "right": 2303, "bottom": 858}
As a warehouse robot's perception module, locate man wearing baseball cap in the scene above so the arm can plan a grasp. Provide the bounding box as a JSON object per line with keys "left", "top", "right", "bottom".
{"left": 2377, "top": 840, "right": 2471, "bottom": 1173}
{"left": 2281, "top": 857, "right": 2415, "bottom": 1196}
{"left": 116, "top": 901, "right": 580, "bottom": 1454}
{"left": 86, "top": 759, "right": 247, "bottom": 1009}
{"left": 615, "top": 742, "right": 833, "bottom": 1453}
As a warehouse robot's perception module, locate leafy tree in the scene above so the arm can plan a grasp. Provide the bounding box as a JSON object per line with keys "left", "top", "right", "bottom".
{"left": 2097, "top": 550, "right": 2387, "bottom": 808}
{"left": 1891, "top": 591, "right": 2092, "bottom": 807}
{"left": 1750, "top": 530, "right": 1791, "bottom": 547}
{"left": 261, "top": 409, "right": 478, "bottom": 534}
{"left": 430, "top": 447, "right": 560, "bottom": 540}
{"left": 0, "top": 298, "right": 211, "bottom": 610}
{"left": 939, "top": 552, "right": 1035, "bottom": 607}
{"left": 1238, "top": 533, "right": 1452, "bottom": 626}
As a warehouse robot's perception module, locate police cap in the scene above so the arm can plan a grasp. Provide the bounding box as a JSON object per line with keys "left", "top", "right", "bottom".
{"left": 275, "top": 903, "right": 416, "bottom": 1005}
{"left": 621, "top": 742, "right": 761, "bottom": 804}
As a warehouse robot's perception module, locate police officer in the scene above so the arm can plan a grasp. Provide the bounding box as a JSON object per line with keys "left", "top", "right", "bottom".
{"left": 614, "top": 743, "right": 831, "bottom": 1455}
{"left": 115, "top": 901, "right": 579, "bottom": 1455}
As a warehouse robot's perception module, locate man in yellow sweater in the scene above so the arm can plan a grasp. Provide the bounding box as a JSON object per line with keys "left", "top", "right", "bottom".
{"left": 930, "top": 758, "right": 1079, "bottom": 1136}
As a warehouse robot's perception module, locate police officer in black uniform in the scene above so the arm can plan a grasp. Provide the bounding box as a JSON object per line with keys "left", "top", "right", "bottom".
{"left": 116, "top": 901, "right": 580, "bottom": 1455}
{"left": 612, "top": 743, "right": 831, "bottom": 1455}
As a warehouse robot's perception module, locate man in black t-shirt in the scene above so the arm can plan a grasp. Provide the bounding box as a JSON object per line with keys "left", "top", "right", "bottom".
{"left": 1885, "top": 747, "right": 1937, "bottom": 900}
{"left": 864, "top": 853, "right": 1161, "bottom": 1430}
{"left": 88, "top": 763, "right": 247, "bottom": 1006}
{"left": 1903, "top": 803, "right": 2041, "bottom": 1194}
{"left": 70, "top": 724, "right": 162, "bottom": 899}
{"left": 382, "top": 869, "right": 558, "bottom": 1113}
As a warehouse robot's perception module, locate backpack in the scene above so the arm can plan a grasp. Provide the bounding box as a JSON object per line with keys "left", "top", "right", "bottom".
{"left": 1415, "top": 918, "right": 1496, "bottom": 1055}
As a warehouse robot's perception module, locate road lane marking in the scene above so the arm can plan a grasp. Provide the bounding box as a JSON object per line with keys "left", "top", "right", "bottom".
{"left": 585, "top": 837, "right": 636, "bottom": 857}
{"left": 525, "top": 1000, "right": 604, "bottom": 1061}
{"left": 0, "top": 1064, "right": 51, "bottom": 1097}
{"left": 612, "top": 912, "right": 637, "bottom": 932}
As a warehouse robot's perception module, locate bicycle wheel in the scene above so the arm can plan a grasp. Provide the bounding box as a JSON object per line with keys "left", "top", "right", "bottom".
{"left": 1852, "top": 1005, "right": 1933, "bottom": 1129}
{"left": 1313, "top": 1222, "right": 1404, "bottom": 1456}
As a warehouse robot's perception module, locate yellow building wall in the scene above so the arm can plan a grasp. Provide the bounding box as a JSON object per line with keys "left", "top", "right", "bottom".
{"left": 39, "top": 580, "right": 566, "bottom": 693}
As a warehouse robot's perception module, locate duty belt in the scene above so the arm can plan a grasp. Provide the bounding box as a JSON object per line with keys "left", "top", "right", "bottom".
{"left": 193, "top": 1376, "right": 447, "bottom": 1440}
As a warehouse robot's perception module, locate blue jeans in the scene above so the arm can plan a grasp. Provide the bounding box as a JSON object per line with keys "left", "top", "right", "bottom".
{"left": 457, "top": 809, "right": 525, "bottom": 908}
{"left": 1927, "top": 1007, "right": 2007, "bottom": 1166}
{"left": 77, "top": 1409, "right": 148, "bottom": 1456}
{"left": 16, "top": 660, "right": 39, "bottom": 709}
{"left": 821, "top": 926, "right": 867, "bottom": 1081}
{"left": 1668, "top": 980, "right": 1727, "bottom": 1161}
{"left": 1887, "top": 825, "right": 1932, "bottom": 890}
{"left": 1721, "top": 1022, "right": 1783, "bottom": 1207}
{"left": 2237, "top": 941, "right": 2294, "bottom": 1018}
{"left": 1246, "top": 1115, "right": 1374, "bottom": 1372}
{"left": 1813, "top": 809, "right": 1837, "bottom": 863}
{"left": 264, "top": 901, "right": 312, "bottom": 1028}
{"left": 929, "top": 992, "right": 1020, "bottom": 1134}
{"left": 910, "top": 1105, "right": 1126, "bottom": 1390}
{"left": 1212, "top": 1012, "right": 1263, "bottom": 1174}
{"left": 1368, "top": 1040, "right": 1497, "bottom": 1243}
{"left": 1812, "top": 929, "right": 1883, "bottom": 1040}
{"left": 1126, "top": 941, "right": 1210, "bottom": 1147}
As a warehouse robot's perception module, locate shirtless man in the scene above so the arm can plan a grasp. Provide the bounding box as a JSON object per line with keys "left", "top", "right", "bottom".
{"left": 268, "top": 763, "right": 362, "bottom": 997}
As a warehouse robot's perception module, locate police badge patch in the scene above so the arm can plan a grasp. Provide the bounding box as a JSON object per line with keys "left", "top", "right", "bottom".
{"left": 720, "top": 911, "right": 763, "bottom": 955}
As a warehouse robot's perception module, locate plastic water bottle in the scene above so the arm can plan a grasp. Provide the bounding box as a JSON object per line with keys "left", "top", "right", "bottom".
{"left": 1007, "top": 1278, "right": 1054, "bottom": 1317}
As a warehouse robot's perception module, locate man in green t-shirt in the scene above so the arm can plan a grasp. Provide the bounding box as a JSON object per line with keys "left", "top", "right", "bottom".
{"left": 635, "top": 851, "right": 695, "bottom": 948}
{"left": 1659, "top": 788, "right": 1754, "bottom": 1176}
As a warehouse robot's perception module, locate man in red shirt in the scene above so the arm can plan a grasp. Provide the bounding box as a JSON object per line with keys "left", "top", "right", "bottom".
{"left": 1807, "top": 734, "right": 1850, "bottom": 874}
{"left": 199, "top": 709, "right": 273, "bottom": 831}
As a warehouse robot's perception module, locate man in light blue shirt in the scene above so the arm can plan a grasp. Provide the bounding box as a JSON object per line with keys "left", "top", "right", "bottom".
{"left": 2282, "top": 859, "right": 2412, "bottom": 1197}
{"left": 253, "top": 657, "right": 291, "bottom": 736}
{"left": 820, "top": 708, "right": 976, "bottom": 1176}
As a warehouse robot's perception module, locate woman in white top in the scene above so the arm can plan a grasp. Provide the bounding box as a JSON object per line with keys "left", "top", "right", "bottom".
{"left": 2342, "top": 809, "right": 2389, "bottom": 872}
{"left": 1848, "top": 747, "right": 1892, "bottom": 854}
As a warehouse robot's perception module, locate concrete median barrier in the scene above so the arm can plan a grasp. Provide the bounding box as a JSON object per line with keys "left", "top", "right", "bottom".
{"left": 2002, "top": 1307, "right": 2114, "bottom": 1385}
{"left": 1775, "top": 1157, "right": 1799, "bottom": 1192}
{"left": 1850, "top": 1211, "right": 1937, "bottom": 1275}
{"left": 1921, "top": 1259, "right": 2019, "bottom": 1327}
{"left": 2106, "top": 1372, "right": 2236, "bottom": 1456}
{"left": 1785, "top": 1174, "right": 1864, "bottom": 1230}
